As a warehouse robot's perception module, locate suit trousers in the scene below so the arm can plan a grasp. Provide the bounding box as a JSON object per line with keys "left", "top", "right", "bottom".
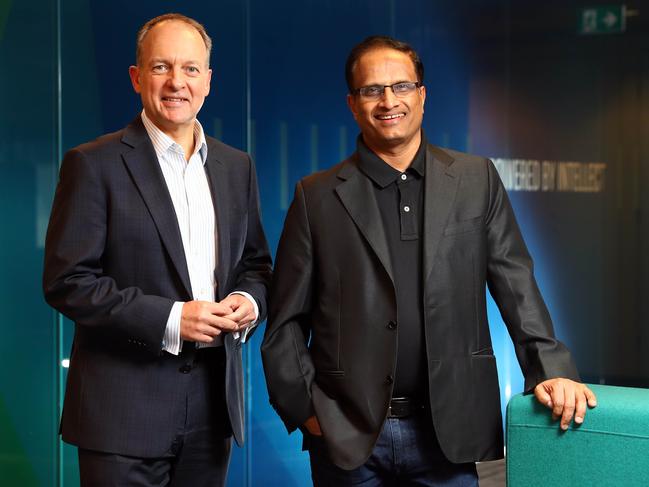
{"left": 308, "top": 411, "right": 478, "bottom": 487}
{"left": 78, "top": 347, "right": 232, "bottom": 487}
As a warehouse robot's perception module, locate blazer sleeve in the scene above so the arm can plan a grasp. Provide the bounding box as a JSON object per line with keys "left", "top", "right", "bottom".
{"left": 484, "top": 159, "right": 580, "bottom": 391}
{"left": 228, "top": 156, "right": 272, "bottom": 325}
{"left": 261, "top": 180, "right": 316, "bottom": 432}
{"left": 43, "top": 148, "right": 173, "bottom": 352}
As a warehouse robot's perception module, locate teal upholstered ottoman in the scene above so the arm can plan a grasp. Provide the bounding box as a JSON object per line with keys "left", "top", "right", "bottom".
{"left": 506, "top": 384, "right": 649, "bottom": 486}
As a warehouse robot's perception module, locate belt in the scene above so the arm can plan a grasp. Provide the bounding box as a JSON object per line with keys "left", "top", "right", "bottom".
{"left": 387, "top": 397, "right": 427, "bottom": 418}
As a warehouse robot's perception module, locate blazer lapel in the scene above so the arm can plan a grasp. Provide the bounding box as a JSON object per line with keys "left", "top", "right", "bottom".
{"left": 335, "top": 159, "right": 394, "bottom": 285}
{"left": 204, "top": 145, "right": 230, "bottom": 299}
{"left": 423, "top": 144, "right": 459, "bottom": 285}
{"left": 120, "top": 118, "right": 193, "bottom": 299}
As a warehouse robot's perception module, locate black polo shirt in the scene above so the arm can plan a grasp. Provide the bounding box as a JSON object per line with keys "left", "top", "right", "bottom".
{"left": 356, "top": 134, "right": 427, "bottom": 399}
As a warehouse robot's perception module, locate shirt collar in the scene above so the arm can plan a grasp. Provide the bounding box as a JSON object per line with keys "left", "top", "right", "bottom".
{"left": 140, "top": 110, "right": 208, "bottom": 165}
{"left": 356, "top": 132, "right": 427, "bottom": 188}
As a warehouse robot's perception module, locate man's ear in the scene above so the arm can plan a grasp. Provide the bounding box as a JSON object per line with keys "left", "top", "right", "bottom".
{"left": 128, "top": 65, "right": 141, "bottom": 94}
{"left": 420, "top": 85, "right": 426, "bottom": 113}
{"left": 204, "top": 68, "right": 212, "bottom": 96}
{"left": 346, "top": 94, "right": 358, "bottom": 121}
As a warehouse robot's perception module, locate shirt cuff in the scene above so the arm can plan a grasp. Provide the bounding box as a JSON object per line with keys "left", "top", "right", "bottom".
{"left": 228, "top": 291, "right": 259, "bottom": 343}
{"left": 162, "top": 301, "right": 184, "bottom": 355}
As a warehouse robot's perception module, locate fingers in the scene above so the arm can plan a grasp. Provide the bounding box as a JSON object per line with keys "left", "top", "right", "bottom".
{"left": 180, "top": 300, "right": 240, "bottom": 343}
{"left": 536, "top": 379, "right": 597, "bottom": 431}
{"left": 574, "top": 388, "right": 587, "bottom": 425}
{"left": 551, "top": 383, "right": 566, "bottom": 423}
{"left": 304, "top": 415, "right": 322, "bottom": 436}
{"left": 534, "top": 383, "right": 553, "bottom": 409}
{"left": 547, "top": 381, "right": 576, "bottom": 430}
{"left": 220, "top": 294, "right": 255, "bottom": 328}
{"left": 225, "top": 307, "right": 255, "bottom": 327}
{"left": 574, "top": 384, "right": 597, "bottom": 425}
{"left": 208, "top": 301, "right": 236, "bottom": 317}
{"left": 181, "top": 318, "right": 239, "bottom": 343}
{"left": 559, "top": 385, "right": 576, "bottom": 430}
{"left": 186, "top": 328, "right": 219, "bottom": 344}
{"left": 206, "top": 313, "right": 240, "bottom": 331}
{"left": 584, "top": 386, "right": 598, "bottom": 408}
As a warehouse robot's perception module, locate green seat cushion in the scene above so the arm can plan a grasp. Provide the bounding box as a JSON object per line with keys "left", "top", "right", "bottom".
{"left": 506, "top": 384, "right": 649, "bottom": 487}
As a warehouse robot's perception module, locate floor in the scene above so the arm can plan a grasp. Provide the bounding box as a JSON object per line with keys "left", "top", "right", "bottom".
{"left": 476, "top": 459, "right": 506, "bottom": 487}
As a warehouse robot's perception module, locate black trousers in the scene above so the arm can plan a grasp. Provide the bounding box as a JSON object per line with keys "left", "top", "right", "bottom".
{"left": 78, "top": 347, "right": 232, "bottom": 487}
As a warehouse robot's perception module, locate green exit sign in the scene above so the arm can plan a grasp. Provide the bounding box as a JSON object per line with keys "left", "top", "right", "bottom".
{"left": 578, "top": 5, "right": 627, "bottom": 35}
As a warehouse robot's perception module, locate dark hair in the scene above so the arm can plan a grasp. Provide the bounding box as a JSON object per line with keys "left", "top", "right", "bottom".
{"left": 136, "top": 13, "right": 212, "bottom": 67}
{"left": 345, "top": 36, "right": 424, "bottom": 93}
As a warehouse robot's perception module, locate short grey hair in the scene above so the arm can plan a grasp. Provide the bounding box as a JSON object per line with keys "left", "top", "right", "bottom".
{"left": 135, "top": 13, "right": 212, "bottom": 66}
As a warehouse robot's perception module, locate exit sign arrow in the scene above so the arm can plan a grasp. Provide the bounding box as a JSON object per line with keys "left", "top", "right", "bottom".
{"left": 578, "top": 5, "right": 627, "bottom": 35}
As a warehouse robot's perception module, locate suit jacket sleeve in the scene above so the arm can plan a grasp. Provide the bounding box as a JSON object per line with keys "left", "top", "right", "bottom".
{"left": 228, "top": 156, "right": 272, "bottom": 325}
{"left": 261, "top": 180, "right": 316, "bottom": 432}
{"left": 43, "top": 147, "right": 173, "bottom": 352}
{"left": 484, "top": 159, "right": 580, "bottom": 391}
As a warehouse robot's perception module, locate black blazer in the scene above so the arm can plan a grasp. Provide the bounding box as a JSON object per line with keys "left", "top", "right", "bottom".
{"left": 262, "top": 144, "right": 579, "bottom": 469}
{"left": 43, "top": 117, "right": 271, "bottom": 457}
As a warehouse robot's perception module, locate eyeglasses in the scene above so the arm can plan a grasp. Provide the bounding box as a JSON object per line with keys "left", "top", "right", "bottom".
{"left": 351, "top": 82, "right": 421, "bottom": 100}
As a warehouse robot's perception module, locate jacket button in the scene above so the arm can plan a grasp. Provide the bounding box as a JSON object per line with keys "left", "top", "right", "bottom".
{"left": 385, "top": 375, "right": 394, "bottom": 385}
{"left": 387, "top": 320, "right": 397, "bottom": 330}
{"left": 179, "top": 364, "right": 192, "bottom": 374}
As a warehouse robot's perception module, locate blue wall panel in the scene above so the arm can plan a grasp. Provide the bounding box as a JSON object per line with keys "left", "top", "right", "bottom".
{"left": 0, "top": 0, "right": 59, "bottom": 485}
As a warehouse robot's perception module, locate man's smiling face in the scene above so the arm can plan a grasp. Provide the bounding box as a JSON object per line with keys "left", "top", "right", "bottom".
{"left": 129, "top": 20, "right": 212, "bottom": 138}
{"left": 347, "top": 47, "right": 426, "bottom": 153}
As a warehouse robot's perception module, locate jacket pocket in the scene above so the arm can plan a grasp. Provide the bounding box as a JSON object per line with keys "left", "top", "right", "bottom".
{"left": 443, "top": 216, "right": 485, "bottom": 236}
{"left": 471, "top": 347, "right": 494, "bottom": 357}
{"left": 318, "top": 370, "right": 345, "bottom": 377}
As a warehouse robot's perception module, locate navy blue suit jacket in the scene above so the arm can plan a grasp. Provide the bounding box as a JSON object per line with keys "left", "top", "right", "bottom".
{"left": 43, "top": 116, "right": 271, "bottom": 457}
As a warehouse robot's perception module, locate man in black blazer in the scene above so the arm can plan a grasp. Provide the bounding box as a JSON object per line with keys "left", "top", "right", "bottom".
{"left": 43, "top": 14, "right": 271, "bottom": 486}
{"left": 262, "top": 36, "right": 595, "bottom": 485}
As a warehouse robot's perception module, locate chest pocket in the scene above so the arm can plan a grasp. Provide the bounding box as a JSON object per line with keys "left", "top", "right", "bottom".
{"left": 443, "top": 216, "right": 484, "bottom": 236}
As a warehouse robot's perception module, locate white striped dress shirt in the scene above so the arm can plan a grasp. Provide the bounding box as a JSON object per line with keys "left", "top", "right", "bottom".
{"left": 141, "top": 111, "right": 257, "bottom": 355}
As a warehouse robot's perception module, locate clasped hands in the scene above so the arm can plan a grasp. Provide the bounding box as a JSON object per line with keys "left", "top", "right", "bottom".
{"left": 180, "top": 294, "right": 256, "bottom": 343}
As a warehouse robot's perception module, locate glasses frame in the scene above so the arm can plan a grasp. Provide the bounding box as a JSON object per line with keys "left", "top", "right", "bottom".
{"left": 351, "top": 81, "right": 422, "bottom": 100}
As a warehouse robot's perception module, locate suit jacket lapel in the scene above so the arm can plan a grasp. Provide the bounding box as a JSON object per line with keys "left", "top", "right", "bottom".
{"left": 120, "top": 118, "right": 193, "bottom": 299}
{"left": 423, "top": 144, "right": 459, "bottom": 285}
{"left": 204, "top": 143, "right": 230, "bottom": 299}
{"left": 335, "top": 158, "right": 394, "bottom": 285}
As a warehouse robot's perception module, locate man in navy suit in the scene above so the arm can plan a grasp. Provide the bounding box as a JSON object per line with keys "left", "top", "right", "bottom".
{"left": 43, "top": 13, "right": 271, "bottom": 486}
